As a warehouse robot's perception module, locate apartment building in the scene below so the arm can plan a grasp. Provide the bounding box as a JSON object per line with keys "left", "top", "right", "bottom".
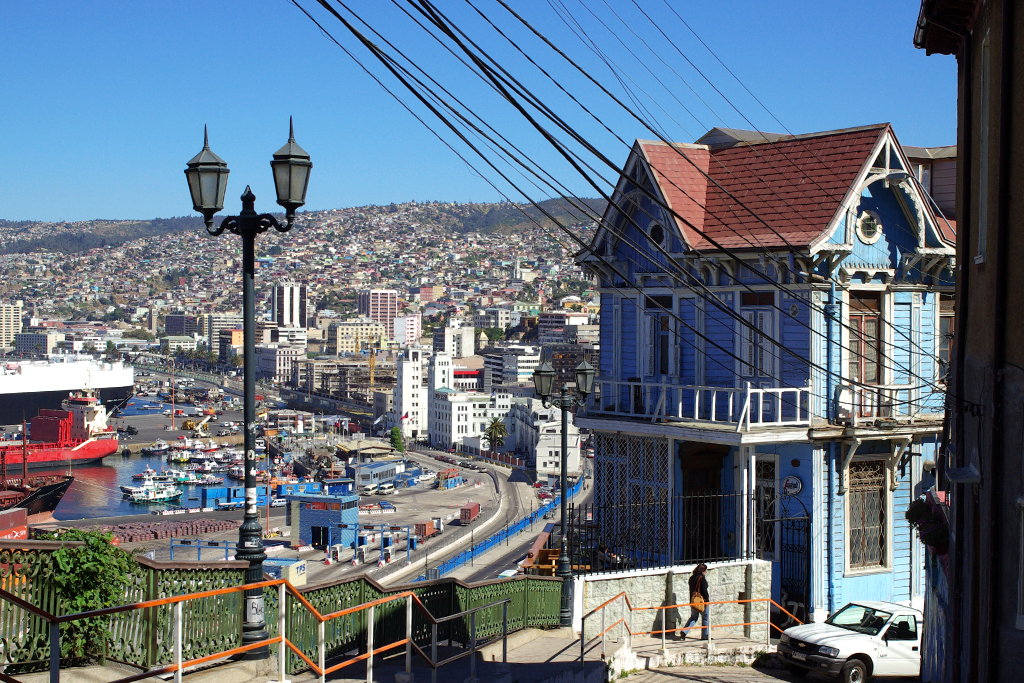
{"left": 357, "top": 289, "right": 399, "bottom": 338}
{"left": 0, "top": 303, "right": 23, "bottom": 347}
{"left": 273, "top": 282, "right": 308, "bottom": 328}
{"left": 506, "top": 397, "right": 581, "bottom": 476}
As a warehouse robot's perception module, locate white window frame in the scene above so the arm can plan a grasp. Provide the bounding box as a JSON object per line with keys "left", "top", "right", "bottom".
{"left": 740, "top": 308, "right": 775, "bottom": 379}
{"left": 844, "top": 456, "right": 894, "bottom": 576}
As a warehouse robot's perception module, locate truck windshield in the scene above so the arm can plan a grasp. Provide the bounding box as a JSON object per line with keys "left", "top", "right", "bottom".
{"left": 825, "top": 604, "right": 893, "bottom": 636}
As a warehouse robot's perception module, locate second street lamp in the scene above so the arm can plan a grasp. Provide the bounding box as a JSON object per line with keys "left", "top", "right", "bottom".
{"left": 185, "top": 119, "right": 311, "bottom": 657}
{"left": 533, "top": 359, "right": 593, "bottom": 627}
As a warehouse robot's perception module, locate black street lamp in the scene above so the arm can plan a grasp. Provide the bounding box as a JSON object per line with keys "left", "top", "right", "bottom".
{"left": 532, "top": 359, "right": 595, "bottom": 627}
{"left": 185, "top": 120, "right": 311, "bottom": 657}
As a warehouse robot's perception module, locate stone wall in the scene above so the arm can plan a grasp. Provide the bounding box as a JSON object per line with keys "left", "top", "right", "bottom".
{"left": 580, "top": 560, "right": 771, "bottom": 643}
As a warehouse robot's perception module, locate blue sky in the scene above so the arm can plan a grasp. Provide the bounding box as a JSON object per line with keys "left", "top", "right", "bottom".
{"left": 0, "top": 1, "right": 956, "bottom": 222}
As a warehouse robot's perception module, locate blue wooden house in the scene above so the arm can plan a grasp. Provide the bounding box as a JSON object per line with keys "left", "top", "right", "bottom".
{"left": 577, "top": 124, "right": 955, "bottom": 625}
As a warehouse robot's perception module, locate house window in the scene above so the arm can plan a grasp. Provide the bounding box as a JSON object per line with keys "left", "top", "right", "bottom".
{"left": 938, "top": 294, "right": 955, "bottom": 382}
{"left": 649, "top": 223, "right": 665, "bottom": 246}
{"left": 849, "top": 292, "right": 882, "bottom": 415}
{"left": 741, "top": 308, "right": 774, "bottom": 378}
{"left": 848, "top": 460, "right": 888, "bottom": 571}
{"left": 755, "top": 457, "right": 777, "bottom": 561}
{"left": 856, "top": 211, "right": 883, "bottom": 245}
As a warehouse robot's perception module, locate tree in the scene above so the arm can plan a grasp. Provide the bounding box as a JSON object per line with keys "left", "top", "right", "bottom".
{"left": 390, "top": 426, "right": 405, "bottom": 453}
{"left": 483, "top": 327, "right": 504, "bottom": 342}
{"left": 104, "top": 341, "right": 117, "bottom": 359}
{"left": 123, "top": 328, "right": 154, "bottom": 341}
{"left": 229, "top": 354, "right": 243, "bottom": 369}
{"left": 484, "top": 417, "right": 507, "bottom": 457}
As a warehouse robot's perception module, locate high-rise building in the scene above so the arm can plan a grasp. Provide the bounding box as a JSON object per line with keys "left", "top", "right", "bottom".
{"left": 164, "top": 314, "right": 198, "bottom": 337}
{"left": 273, "top": 282, "right": 308, "bottom": 328}
{"left": 393, "top": 313, "right": 422, "bottom": 345}
{"left": 357, "top": 289, "right": 399, "bottom": 338}
{"left": 393, "top": 347, "right": 428, "bottom": 440}
{"left": 432, "top": 325, "right": 476, "bottom": 358}
{"left": 202, "top": 313, "right": 244, "bottom": 351}
{"left": 0, "top": 303, "right": 23, "bottom": 347}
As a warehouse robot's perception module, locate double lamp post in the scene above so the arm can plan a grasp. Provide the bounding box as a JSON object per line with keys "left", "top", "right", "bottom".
{"left": 184, "top": 120, "right": 311, "bottom": 656}
{"left": 532, "top": 359, "right": 595, "bottom": 628}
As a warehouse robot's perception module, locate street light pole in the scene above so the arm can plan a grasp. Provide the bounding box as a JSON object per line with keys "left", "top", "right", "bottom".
{"left": 185, "top": 122, "right": 311, "bottom": 659}
{"left": 532, "top": 360, "right": 594, "bottom": 629}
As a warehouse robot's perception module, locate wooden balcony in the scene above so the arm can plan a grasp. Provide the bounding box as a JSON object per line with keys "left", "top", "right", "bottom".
{"left": 590, "top": 378, "right": 813, "bottom": 432}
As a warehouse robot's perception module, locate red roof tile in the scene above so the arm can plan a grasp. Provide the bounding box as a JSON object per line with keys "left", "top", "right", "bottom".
{"left": 638, "top": 125, "right": 888, "bottom": 250}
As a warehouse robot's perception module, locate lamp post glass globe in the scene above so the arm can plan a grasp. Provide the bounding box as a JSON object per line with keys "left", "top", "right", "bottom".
{"left": 573, "top": 360, "right": 595, "bottom": 397}
{"left": 184, "top": 126, "right": 229, "bottom": 232}
{"left": 271, "top": 117, "right": 312, "bottom": 226}
{"left": 532, "top": 361, "right": 556, "bottom": 401}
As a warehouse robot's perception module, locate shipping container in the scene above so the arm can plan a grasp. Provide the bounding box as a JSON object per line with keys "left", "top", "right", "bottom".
{"left": 460, "top": 502, "right": 480, "bottom": 525}
{"left": 415, "top": 517, "right": 444, "bottom": 539}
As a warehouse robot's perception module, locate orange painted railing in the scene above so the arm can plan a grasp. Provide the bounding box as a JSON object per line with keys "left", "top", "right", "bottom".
{"left": 0, "top": 577, "right": 512, "bottom": 683}
{"left": 580, "top": 591, "right": 803, "bottom": 661}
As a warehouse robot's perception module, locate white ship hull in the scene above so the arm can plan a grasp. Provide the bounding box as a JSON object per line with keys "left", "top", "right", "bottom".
{"left": 0, "top": 358, "right": 134, "bottom": 424}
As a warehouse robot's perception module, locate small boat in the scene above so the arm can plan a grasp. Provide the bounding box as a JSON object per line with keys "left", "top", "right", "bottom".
{"left": 130, "top": 484, "right": 183, "bottom": 504}
{"left": 141, "top": 440, "right": 170, "bottom": 455}
{"left": 199, "top": 474, "right": 224, "bottom": 486}
{"left": 132, "top": 466, "right": 159, "bottom": 480}
{"left": 167, "top": 451, "right": 192, "bottom": 463}
{"left": 170, "top": 438, "right": 192, "bottom": 451}
{"left": 227, "top": 465, "right": 245, "bottom": 481}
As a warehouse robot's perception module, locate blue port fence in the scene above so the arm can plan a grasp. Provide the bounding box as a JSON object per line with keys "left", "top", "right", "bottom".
{"left": 416, "top": 476, "right": 584, "bottom": 580}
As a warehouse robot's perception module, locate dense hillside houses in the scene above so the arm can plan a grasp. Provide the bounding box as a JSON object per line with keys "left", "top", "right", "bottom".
{"left": 577, "top": 124, "right": 955, "bottom": 628}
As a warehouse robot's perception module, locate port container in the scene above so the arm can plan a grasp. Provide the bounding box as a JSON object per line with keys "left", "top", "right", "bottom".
{"left": 460, "top": 502, "right": 480, "bottom": 525}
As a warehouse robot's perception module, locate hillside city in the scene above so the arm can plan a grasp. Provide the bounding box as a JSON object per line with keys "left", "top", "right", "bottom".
{"left": 0, "top": 199, "right": 601, "bottom": 472}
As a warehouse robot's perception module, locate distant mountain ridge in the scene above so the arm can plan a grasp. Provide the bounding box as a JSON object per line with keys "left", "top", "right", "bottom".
{"left": 0, "top": 197, "right": 605, "bottom": 254}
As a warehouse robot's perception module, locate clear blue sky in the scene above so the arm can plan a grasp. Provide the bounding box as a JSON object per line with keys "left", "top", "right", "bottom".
{"left": 0, "top": 1, "right": 956, "bottom": 222}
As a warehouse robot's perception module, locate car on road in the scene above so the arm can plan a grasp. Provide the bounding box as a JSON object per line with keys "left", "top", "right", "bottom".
{"left": 270, "top": 498, "right": 286, "bottom": 508}
{"left": 534, "top": 482, "right": 546, "bottom": 488}
{"left": 538, "top": 492, "right": 553, "bottom": 501}
{"left": 777, "top": 601, "right": 923, "bottom": 682}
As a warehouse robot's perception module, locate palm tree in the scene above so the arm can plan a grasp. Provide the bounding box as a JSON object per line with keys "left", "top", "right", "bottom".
{"left": 483, "top": 417, "right": 507, "bottom": 459}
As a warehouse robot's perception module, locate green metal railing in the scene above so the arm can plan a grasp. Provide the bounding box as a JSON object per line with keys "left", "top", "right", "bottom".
{"left": 0, "top": 542, "right": 563, "bottom": 677}
{"left": 0, "top": 543, "right": 247, "bottom": 673}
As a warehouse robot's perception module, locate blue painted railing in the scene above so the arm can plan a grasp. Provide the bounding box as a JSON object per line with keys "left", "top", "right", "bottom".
{"left": 417, "top": 476, "right": 584, "bottom": 580}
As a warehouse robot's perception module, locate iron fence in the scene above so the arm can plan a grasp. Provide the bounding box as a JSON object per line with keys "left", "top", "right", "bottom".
{"left": 568, "top": 491, "right": 755, "bottom": 575}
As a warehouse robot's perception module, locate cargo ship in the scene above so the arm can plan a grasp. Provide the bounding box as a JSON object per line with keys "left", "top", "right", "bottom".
{"left": 0, "top": 391, "right": 119, "bottom": 470}
{"left": 0, "top": 357, "right": 134, "bottom": 425}
{"left": 0, "top": 475, "right": 74, "bottom": 524}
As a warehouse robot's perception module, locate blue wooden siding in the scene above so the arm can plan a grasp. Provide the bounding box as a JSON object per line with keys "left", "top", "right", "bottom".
{"left": 704, "top": 292, "right": 735, "bottom": 387}
{"left": 621, "top": 298, "right": 638, "bottom": 380}
{"left": 779, "top": 295, "right": 811, "bottom": 386}
{"left": 600, "top": 293, "right": 614, "bottom": 378}
{"left": 679, "top": 298, "right": 697, "bottom": 384}
{"left": 893, "top": 296, "right": 912, "bottom": 385}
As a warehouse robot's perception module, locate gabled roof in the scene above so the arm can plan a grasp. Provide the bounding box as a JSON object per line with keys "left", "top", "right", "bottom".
{"left": 634, "top": 124, "right": 892, "bottom": 250}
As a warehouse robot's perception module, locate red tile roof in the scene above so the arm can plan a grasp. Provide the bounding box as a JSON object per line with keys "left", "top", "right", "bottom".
{"left": 639, "top": 124, "right": 889, "bottom": 250}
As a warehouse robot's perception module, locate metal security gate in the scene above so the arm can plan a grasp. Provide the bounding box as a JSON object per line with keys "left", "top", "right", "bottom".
{"left": 763, "top": 494, "right": 810, "bottom": 629}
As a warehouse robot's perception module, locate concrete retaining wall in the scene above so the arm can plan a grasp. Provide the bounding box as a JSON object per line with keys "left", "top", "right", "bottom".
{"left": 578, "top": 559, "right": 771, "bottom": 643}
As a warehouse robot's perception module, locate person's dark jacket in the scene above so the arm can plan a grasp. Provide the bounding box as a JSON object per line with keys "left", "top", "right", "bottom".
{"left": 688, "top": 573, "right": 709, "bottom": 602}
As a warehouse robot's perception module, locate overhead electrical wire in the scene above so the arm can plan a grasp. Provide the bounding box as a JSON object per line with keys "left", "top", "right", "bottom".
{"left": 294, "top": 2, "right": 942, "bottom": 411}
{"left": 393, "top": 0, "right": 949, "bottom": 403}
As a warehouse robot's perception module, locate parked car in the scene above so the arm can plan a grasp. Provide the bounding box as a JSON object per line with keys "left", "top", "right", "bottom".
{"left": 538, "top": 492, "right": 552, "bottom": 501}
{"left": 777, "top": 601, "right": 923, "bottom": 682}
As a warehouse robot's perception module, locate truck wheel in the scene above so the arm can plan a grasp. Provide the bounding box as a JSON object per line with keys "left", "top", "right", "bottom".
{"left": 840, "top": 659, "right": 868, "bottom": 683}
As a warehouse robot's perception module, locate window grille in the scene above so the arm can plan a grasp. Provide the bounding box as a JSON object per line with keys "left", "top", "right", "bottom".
{"left": 849, "top": 460, "right": 887, "bottom": 569}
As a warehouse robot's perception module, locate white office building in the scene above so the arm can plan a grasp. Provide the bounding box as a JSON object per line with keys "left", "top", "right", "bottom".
{"left": 428, "top": 388, "right": 512, "bottom": 451}
{"left": 506, "top": 397, "right": 581, "bottom": 476}
{"left": 392, "top": 346, "right": 429, "bottom": 440}
{"left": 393, "top": 313, "right": 422, "bottom": 345}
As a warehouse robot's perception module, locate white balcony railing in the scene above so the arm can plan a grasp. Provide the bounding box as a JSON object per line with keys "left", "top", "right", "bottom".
{"left": 833, "top": 383, "right": 941, "bottom": 425}
{"left": 590, "top": 379, "right": 813, "bottom": 432}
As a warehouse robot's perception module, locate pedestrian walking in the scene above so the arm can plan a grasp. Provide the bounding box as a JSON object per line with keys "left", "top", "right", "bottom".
{"left": 682, "top": 563, "right": 709, "bottom": 640}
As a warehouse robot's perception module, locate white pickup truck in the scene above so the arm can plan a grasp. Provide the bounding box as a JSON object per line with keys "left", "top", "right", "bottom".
{"left": 777, "top": 601, "right": 923, "bottom": 683}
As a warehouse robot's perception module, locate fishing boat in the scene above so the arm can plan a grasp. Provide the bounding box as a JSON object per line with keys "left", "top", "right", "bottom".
{"left": 129, "top": 483, "right": 182, "bottom": 504}
{"left": 166, "top": 451, "right": 192, "bottom": 464}
{"left": 141, "top": 440, "right": 169, "bottom": 455}
{"left": 169, "top": 438, "right": 192, "bottom": 451}
{"left": 132, "top": 466, "right": 159, "bottom": 480}
{"left": 198, "top": 474, "right": 224, "bottom": 486}
{"left": 227, "top": 465, "right": 245, "bottom": 481}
